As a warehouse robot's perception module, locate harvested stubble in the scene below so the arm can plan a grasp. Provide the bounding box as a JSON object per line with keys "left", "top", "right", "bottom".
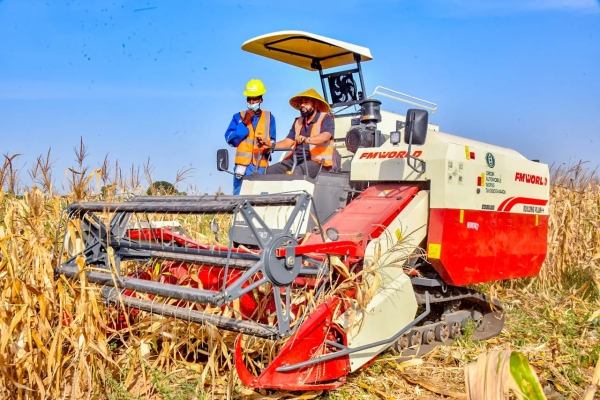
{"left": 0, "top": 162, "right": 599, "bottom": 400}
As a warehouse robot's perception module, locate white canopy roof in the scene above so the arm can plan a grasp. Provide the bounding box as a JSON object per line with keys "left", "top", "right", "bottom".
{"left": 241, "top": 31, "right": 373, "bottom": 71}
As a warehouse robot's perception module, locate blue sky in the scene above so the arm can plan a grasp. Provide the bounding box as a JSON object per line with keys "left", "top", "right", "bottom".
{"left": 1, "top": 0, "right": 599, "bottom": 195}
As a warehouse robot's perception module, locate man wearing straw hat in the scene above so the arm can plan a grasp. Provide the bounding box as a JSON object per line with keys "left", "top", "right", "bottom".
{"left": 263, "top": 88, "right": 335, "bottom": 178}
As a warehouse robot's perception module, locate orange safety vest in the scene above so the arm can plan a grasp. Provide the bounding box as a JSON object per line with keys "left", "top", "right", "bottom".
{"left": 286, "top": 112, "right": 334, "bottom": 167}
{"left": 234, "top": 110, "right": 271, "bottom": 167}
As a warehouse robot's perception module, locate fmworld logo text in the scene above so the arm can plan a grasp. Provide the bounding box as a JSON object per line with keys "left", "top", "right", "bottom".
{"left": 359, "top": 150, "right": 423, "bottom": 160}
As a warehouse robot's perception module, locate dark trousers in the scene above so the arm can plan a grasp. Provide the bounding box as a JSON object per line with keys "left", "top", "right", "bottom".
{"left": 265, "top": 158, "right": 323, "bottom": 179}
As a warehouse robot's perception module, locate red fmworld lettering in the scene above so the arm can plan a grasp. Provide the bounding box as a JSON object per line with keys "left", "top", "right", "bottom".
{"left": 514, "top": 172, "right": 548, "bottom": 186}
{"left": 358, "top": 150, "right": 423, "bottom": 160}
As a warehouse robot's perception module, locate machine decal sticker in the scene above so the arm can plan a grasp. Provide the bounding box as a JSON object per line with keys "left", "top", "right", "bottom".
{"left": 483, "top": 170, "right": 506, "bottom": 194}
{"left": 467, "top": 222, "right": 479, "bottom": 230}
{"left": 498, "top": 197, "right": 549, "bottom": 212}
{"left": 515, "top": 172, "right": 548, "bottom": 186}
{"left": 477, "top": 173, "right": 485, "bottom": 186}
{"left": 395, "top": 228, "right": 403, "bottom": 242}
{"left": 428, "top": 243, "right": 441, "bottom": 259}
{"left": 358, "top": 150, "right": 422, "bottom": 159}
{"left": 482, "top": 204, "right": 495, "bottom": 210}
{"left": 498, "top": 197, "right": 514, "bottom": 211}
{"left": 465, "top": 146, "right": 475, "bottom": 160}
{"left": 486, "top": 152, "right": 495, "bottom": 168}
{"left": 485, "top": 187, "right": 506, "bottom": 194}
{"left": 523, "top": 205, "right": 545, "bottom": 214}
{"left": 448, "top": 160, "right": 463, "bottom": 185}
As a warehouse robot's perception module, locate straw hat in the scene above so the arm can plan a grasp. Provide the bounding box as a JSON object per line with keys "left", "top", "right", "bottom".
{"left": 289, "top": 88, "right": 330, "bottom": 113}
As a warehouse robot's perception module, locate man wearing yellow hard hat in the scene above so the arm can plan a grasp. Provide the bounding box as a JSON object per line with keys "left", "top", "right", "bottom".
{"left": 263, "top": 88, "right": 335, "bottom": 178}
{"left": 224, "top": 79, "right": 276, "bottom": 195}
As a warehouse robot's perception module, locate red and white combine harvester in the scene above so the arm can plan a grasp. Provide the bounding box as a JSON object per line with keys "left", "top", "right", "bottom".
{"left": 54, "top": 31, "right": 550, "bottom": 390}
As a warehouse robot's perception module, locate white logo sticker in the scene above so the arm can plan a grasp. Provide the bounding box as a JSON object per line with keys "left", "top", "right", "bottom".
{"left": 467, "top": 222, "right": 479, "bottom": 230}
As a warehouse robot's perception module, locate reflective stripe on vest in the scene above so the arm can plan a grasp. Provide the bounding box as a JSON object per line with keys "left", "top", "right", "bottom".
{"left": 286, "top": 112, "right": 334, "bottom": 167}
{"left": 234, "top": 111, "right": 270, "bottom": 167}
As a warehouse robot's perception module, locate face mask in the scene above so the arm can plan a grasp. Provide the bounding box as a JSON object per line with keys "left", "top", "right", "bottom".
{"left": 247, "top": 103, "right": 260, "bottom": 112}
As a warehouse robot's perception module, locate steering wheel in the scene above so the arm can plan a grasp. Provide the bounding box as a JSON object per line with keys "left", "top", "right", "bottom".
{"left": 260, "top": 147, "right": 298, "bottom": 175}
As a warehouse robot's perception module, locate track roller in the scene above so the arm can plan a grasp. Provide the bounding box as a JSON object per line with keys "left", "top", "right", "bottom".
{"left": 422, "top": 328, "right": 436, "bottom": 344}
{"left": 435, "top": 323, "right": 450, "bottom": 342}
{"left": 395, "top": 334, "right": 409, "bottom": 351}
{"left": 409, "top": 331, "right": 422, "bottom": 347}
{"left": 449, "top": 321, "right": 461, "bottom": 338}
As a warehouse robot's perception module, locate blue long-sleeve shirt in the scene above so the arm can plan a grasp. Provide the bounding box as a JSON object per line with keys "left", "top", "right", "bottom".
{"left": 224, "top": 111, "right": 276, "bottom": 150}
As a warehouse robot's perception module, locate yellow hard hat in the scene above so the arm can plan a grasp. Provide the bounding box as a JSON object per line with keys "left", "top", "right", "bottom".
{"left": 289, "top": 88, "right": 330, "bottom": 113}
{"left": 243, "top": 79, "right": 267, "bottom": 97}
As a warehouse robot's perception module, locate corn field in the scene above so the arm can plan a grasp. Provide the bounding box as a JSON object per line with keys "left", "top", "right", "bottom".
{"left": 0, "top": 148, "right": 599, "bottom": 399}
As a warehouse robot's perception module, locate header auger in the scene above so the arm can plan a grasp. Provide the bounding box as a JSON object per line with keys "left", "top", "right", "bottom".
{"left": 54, "top": 31, "right": 549, "bottom": 391}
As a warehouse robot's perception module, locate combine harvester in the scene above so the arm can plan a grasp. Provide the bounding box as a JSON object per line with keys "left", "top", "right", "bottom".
{"left": 54, "top": 31, "right": 550, "bottom": 390}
